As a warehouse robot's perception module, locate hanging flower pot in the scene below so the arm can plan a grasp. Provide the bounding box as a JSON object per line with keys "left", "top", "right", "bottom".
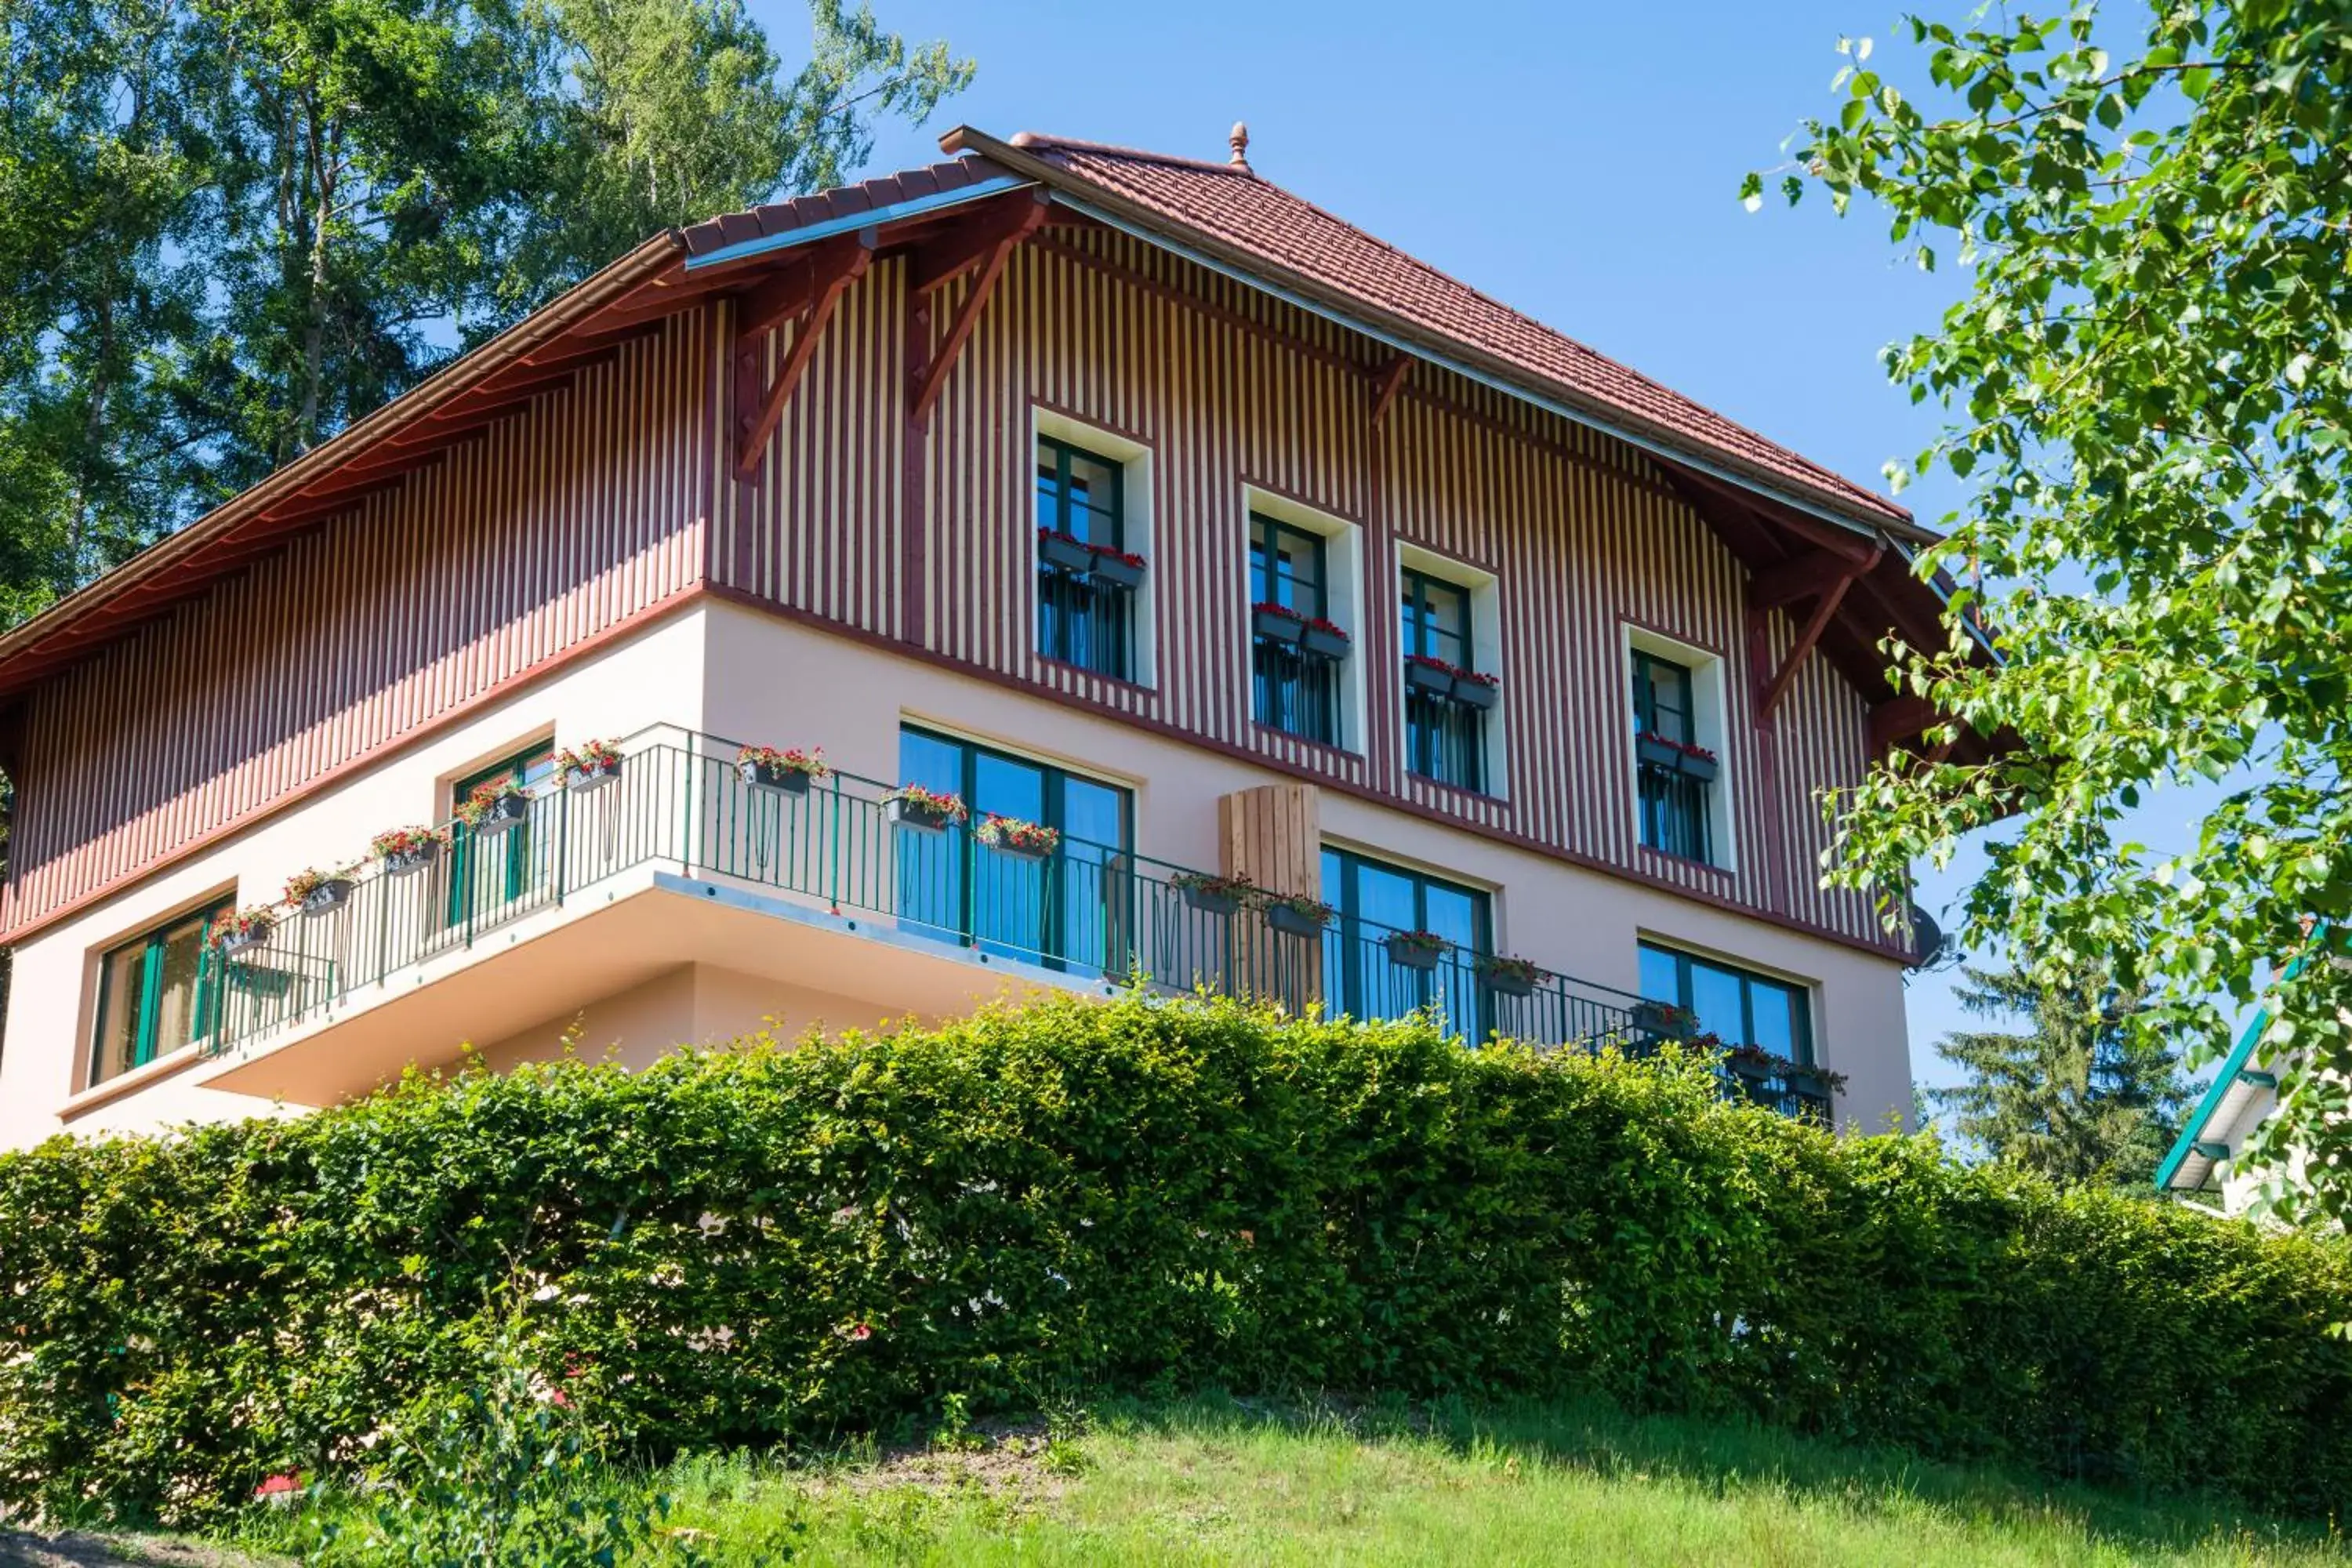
{"left": 469, "top": 789, "right": 529, "bottom": 837}
{"left": 1384, "top": 929, "right": 1451, "bottom": 971}
{"left": 1171, "top": 870, "right": 1252, "bottom": 916}
{"left": 1635, "top": 733, "right": 1686, "bottom": 771}
{"left": 886, "top": 785, "right": 968, "bottom": 834}
{"left": 1452, "top": 669, "right": 1501, "bottom": 710}
{"left": 1405, "top": 655, "right": 1457, "bottom": 695}
{"left": 557, "top": 740, "right": 622, "bottom": 793}
{"left": 975, "top": 813, "right": 1060, "bottom": 862}
{"left": 1038, "top": 528, "right": 1097, "bottom": 575}
{"left": 372, "top": 826, "right": 445, "bottom": 879}
{"left": 738, "top": 745, "right": 828, "bottom": 797}
{"left": 1476, "top": 954, "right": 1541, "bottom": 998}
{"left": 1631, "top": 998, "right": 1695, "bottom": 1039}
{"left": 1087, "top": 544, "right": 1146, "bottom": 590}
{"left": 1252, "top": 602, "right": 1305, "bottom": 643}
{"left": 1301, "top": 618, "right": 1352, "bottom": 661}
{"left": 283, "top": 868, "right": 355, "bottom": 920}
{"left": 217, "top": 907, "right": 277, "bottom": 958}
{"left": 1264, "top": 893, "right": 1333, "bottom": 938}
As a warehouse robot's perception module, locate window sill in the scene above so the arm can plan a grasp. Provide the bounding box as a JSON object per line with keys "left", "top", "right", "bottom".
{"left": 1036, "top": 655, "right": 1155, "bottom": 697}
{"left": 1248, "top": 722, "right": 1361, "bottom": 764}
{"left": 1406, "top": 769, "right": 1507, "bottom": 807}
{"left": 60, "top": 1041, "right": 208, "bottom": 1120}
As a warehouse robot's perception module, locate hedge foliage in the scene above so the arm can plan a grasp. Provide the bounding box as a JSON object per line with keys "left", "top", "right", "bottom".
{"left": 3, "top": 993, "right": 2348, "bottom": 1526}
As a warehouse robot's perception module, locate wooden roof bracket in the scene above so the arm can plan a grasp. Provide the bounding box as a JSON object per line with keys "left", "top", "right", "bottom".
{"left": 733, "top": 229, "right": 876, "bottom": 479}
{"left": 1753, "top": 540, "right": 1884, "bottom": 727}
{"left": 909, "top": 195, "right": 1051, "bottom": 426}
{"left": 1369, "top": 354, "right": 1412, "bottom": 431}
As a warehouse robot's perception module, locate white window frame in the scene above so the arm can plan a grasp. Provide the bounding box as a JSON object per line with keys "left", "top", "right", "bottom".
{"left": 1241, "top": 485, "right": 1367, "bottom": 753}
{"left": 1622, "top": 624, "right": 1737, "bottom": 872}
{"left": 1031, "top": 406, "right": 1157, "bottom": 689}
{"left": 1395, "top": 541, "right": 1508, "bottom": 798}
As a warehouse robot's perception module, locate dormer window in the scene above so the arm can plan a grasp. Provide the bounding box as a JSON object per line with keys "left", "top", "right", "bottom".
{"left": 1035, "top": 434, "right": 1139, "bottom": 681}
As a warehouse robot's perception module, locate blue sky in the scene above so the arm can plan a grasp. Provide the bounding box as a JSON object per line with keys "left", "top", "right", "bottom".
{"left": 748, "top": 0, "right": 2202, "bottom": 1094}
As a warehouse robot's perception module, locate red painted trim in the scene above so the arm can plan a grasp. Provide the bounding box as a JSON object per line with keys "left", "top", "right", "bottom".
{"left": 700, "top": 583, "right": 1911, "bottom": 962}
{"left": 2, "top": 586, "right": 711, "bottom": 946}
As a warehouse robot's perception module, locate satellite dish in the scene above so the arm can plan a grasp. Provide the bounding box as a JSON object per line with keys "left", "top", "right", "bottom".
{"left": 1904, "top": 902, "right": 1948, "bottom": 971}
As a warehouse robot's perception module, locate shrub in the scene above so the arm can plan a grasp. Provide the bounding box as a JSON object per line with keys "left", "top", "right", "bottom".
{"left": 0, "top": 994, "right": 2346, "bottom": 1528}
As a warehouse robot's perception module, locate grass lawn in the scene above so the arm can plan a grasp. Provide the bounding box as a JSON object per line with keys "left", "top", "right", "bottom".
{"left": 31, "top": 1396, "right": 2344, "bottom": 1566}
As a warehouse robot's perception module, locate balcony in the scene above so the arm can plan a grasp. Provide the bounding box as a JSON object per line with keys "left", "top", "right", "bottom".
{"left": 186, "top": 726, "right": 1815, "bottom": 1118}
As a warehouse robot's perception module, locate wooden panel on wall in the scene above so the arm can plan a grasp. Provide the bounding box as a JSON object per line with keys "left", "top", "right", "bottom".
{"left": 2, "top": 310, "right": 721, "bottom": 937}
{"left": 1219, "top": 781, "right": 1322, "bottom": 1004}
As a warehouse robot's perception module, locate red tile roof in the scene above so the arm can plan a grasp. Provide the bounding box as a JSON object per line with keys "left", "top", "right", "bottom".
{"left": 678, "top": 155, "right": 1019, "bottom": 261}
{"left": 995, "top": 132, "right": 1910, "bottom": 532}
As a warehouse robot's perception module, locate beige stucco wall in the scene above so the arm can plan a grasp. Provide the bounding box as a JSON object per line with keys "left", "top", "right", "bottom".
{"left": 0, "top": 596, "right": 1915, "bottom": 1149}
{"left": 0, "top": 603, "right": 711, "bottom": 1150}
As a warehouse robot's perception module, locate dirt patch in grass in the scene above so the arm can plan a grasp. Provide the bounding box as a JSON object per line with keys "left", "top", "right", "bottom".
{"left": 810, "top": 1418, "right": 1076, "bottom": 1504}
{"left": 0, "top": 1531, "right": 279, "bottom": 1568}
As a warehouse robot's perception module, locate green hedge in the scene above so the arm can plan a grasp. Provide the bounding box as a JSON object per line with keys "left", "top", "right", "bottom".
{"left": 3, "top": 995, "right": 2347, "bottom": 1526}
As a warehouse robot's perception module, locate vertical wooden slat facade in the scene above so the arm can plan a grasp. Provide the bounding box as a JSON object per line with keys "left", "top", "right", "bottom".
{"left": 5, "top": 225, "right": 1900, "bottom": 960}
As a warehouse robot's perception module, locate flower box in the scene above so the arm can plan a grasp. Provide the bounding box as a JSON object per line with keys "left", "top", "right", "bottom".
{"left": 470, "top": 791, "right": 529, "bottom": 837}
{"left": 1300, "top": 619, "right": 1351, "bottom": 661}
{"left": 1088, "top": 546, "right": 1145, "bottom": 590}
{"left": 1477, "top": 956, "right": 1541, "bottom": 998}
{"left": 1252, "top": 604, "right": 1305, "bottom": 644}
{"left": 740, "top": 758, "right": 811, "bottom": 796}
{"left": 976, "top": 814, "right": 1060, "bottom": 862}
{"left": 383, "top": 841, "right": 439, "bottom": 879}
{"left": 1384, "top": 931, "right": 1451, "bottom": 971}
{"left": 1635, "top": 734, "right": 1686, "bottom": 771}
{"left": 220, "top": 924, "right": 274, "bottom": 958}
{"left": 1265, "top": 896, "right": 1332, "bottom": 938}
{"left": 886, "top": 786, "right": 968, "bottom": 834}
{"left": 564, "top": 757, "right": 620, "bottom": 793}
{"left": 1038, "top": 529, "right": 1097, "bottom": 575}
{"left": 297, "top": 877, "right": 353, "bottom": 918}
{"left": 1171, "top": 871, "right": 1252, "bottom": 916}
{"left": 1452, "top": 670, "right": 1501, "bottom": 710}
{"left": 1631, "top": 999, "right": 1695, "bottom": 1039}
{"left": 1677, "top": 749, "right": 1719, "bottom": 783}
{"left": 1405, "top": 656, "right": 1457, "bottom": 695}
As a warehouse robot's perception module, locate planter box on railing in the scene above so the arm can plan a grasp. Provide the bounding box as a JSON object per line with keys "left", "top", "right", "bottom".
{"left": 1039, "top": 531, "right": 1097, "bottom": 575}
{"left": 565, "top": 757, "right": 621, "bottom": 793}
{"left": 1177, "top": 883, "right": 1243, "bottom": 916}
{"left": 1678, "top": 750, "right": 1719, "bottom": 783}
{"left": 220, "top": 926, "right": 274, "bottom": 959}
{"left": 1301, "top": 623, "right": 1351, "bottom": 661}
{"left": 1406, "top": 659, "right": 1455, "bottom": 695}
{"left": 1384, "top": 934, "right": 1448, "bottom": 972}
{"left": 740, "top": 758, "right": 813, "bottom": 797}
{"left": 1089, "top": 550, "right": 1145, "bottom": 590}
{"left": 1635, "top": 734, "right": 1686, "bottom": 771}
{"left": 470, "top": 793, "right": 529, "bottom": 837}
{"left": 1265, "top": 902, "right": 1329, "bottom": 938}
{"left": 298, "top": 879, "right": 354, "bottom": 919}
{"left": 1253, "top": 606, "right": 1305, "bottom": 644}
{"left": 1477, "top": 960, "right": 1540, "bottom": 998}
{"left": 887, "top": 796, "right": 960, "bottom": 833}
{"left": 1452, "top": 672, "right": 1501, "bottom": 710}
{"left": 383, "top": 842, "right": 439, "bottom": 879}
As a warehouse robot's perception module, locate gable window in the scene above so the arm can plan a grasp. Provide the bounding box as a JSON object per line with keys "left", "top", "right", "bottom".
{"left": 1639, "top": 942, "right": 1813, "bottom": 1064}
{"left": 1250, "top": 513, "right": 1344, "bottom": 744}
{"left": 898, "top": 726, "right": 1132, "bottom": 975}
{"left": 1400, "top": 568, "right": 1490, "bottom": 792}
{"left": 90, "top": 898, "right": 231, "bottom": 1084}
{"left": 448, "top": 742, "right": 557, "bottom": 928}
{"left": 1035, "top": 434, "right": 1138, "bottom": 681}
{"left": 1319, "top": 845, "right": 1490, "bottom": 1039}
{"left": 1631, "top": 648, "right": 1716, "bottom": 863}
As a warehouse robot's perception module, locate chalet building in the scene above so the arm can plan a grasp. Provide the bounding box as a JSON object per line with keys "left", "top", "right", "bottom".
{"left": 0, "top": 126, "right": 1984, "bottom": 1151}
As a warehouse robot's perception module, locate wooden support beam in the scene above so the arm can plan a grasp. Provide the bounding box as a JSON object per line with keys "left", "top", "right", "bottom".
{"left": 1755, "top": 570, "right": 1859, "bottom": 725}
{"left": 911, "top": 188, "right": 1053, "bottom": 296}
{"left": 731, "top": 256, "right": 825, "bottom": 341}
{"left": 1370, "top": 355, "right": 1411, "bottom": 431}
{"left": 909, "top": 201, "right": 1047, "bottom": 426}
{"left": 733, "top": 230, "right": 875, "bottom": 478}
{"left": 1751, "top": 546, "right": 1873, "bottom": 612}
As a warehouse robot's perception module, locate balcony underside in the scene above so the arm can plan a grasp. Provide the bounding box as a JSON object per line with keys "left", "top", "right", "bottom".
{"left": 195, "top": 869, "right": 1117, "bottom": 1106}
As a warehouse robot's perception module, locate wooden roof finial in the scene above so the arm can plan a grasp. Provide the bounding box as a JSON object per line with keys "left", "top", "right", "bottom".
{"left": 1229, "top": 121, "right": 1252, "bottom": 173}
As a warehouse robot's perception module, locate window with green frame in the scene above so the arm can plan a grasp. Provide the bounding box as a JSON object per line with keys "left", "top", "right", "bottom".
{"left": 90, "top": 898, "right": 233, "bottom": 1084}
{"left": 1638, "top": 941, "right": 1813, "bottom": 1064}
{"left": 1631, "top": 648, "right": 1711, "bottom": 862}
{"left": 1035, "top": 434, "right": 1134, "bottom": 680}
{"left": 1400, "top": 567, "right": 1485, "bottom": 791}
{"left": 896, "top": 726, "right": 1133, "bottom": 974}
{"left": 1249, "top": 513, "right": 1340, "bottom": 743}
{"left": 447, "top": 741, "right": 557, "bottom": 927}
{"left": 1319, "top": 845, "right": 1490, "bottom": 1038}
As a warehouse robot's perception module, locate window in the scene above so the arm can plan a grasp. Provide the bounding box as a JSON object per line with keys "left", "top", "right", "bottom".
{"left": 1035, "top": 434, "right": 1135, "bottom": 681}
{"left": 1631, "top": 648, "right": 1712, "bottom": 862}
{"left": 1401, "top": 568, "right": 1486, "bottom": 792}
{"left": 448, "top": 742, "right": 557, "bottom": 927}
{"left": 90, "top": 898, "right": 232, "bottom": 1084}
{"left": 898, "top": 727, "right": 1132, "bottom": 975}
{"left": 1639, "top": 942, "right": 1813, "bottom": 1064}
{"left": 1250, "top": 513, "right": 1341, "bottom": 744}
{"left": 1319, "top": 846, "right": 1490, "bottom": 1037}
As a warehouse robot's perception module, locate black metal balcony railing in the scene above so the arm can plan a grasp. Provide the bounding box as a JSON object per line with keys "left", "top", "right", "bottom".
{"left": 188, "top": 726, "right": 1824, "bottom": 1123}
{"left": 1637, "top": 759, "right": 1712, "bottom": 863}
{"left": 1405, "top": 689, "right": 1486, "bottom": 793}
{"left": 1252, "top": 640, "right": 1341, "bottom": 744}
{"left": 1036, "top": 568, "right": 1133, "bottom": 681}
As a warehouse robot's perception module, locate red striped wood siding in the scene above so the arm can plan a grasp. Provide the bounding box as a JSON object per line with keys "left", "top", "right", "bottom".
{"left": 2, "top": 310, "right": 720, "bottom": 935}
{"left": 713, "top": 227, "right": 1893, "bottom": 953}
